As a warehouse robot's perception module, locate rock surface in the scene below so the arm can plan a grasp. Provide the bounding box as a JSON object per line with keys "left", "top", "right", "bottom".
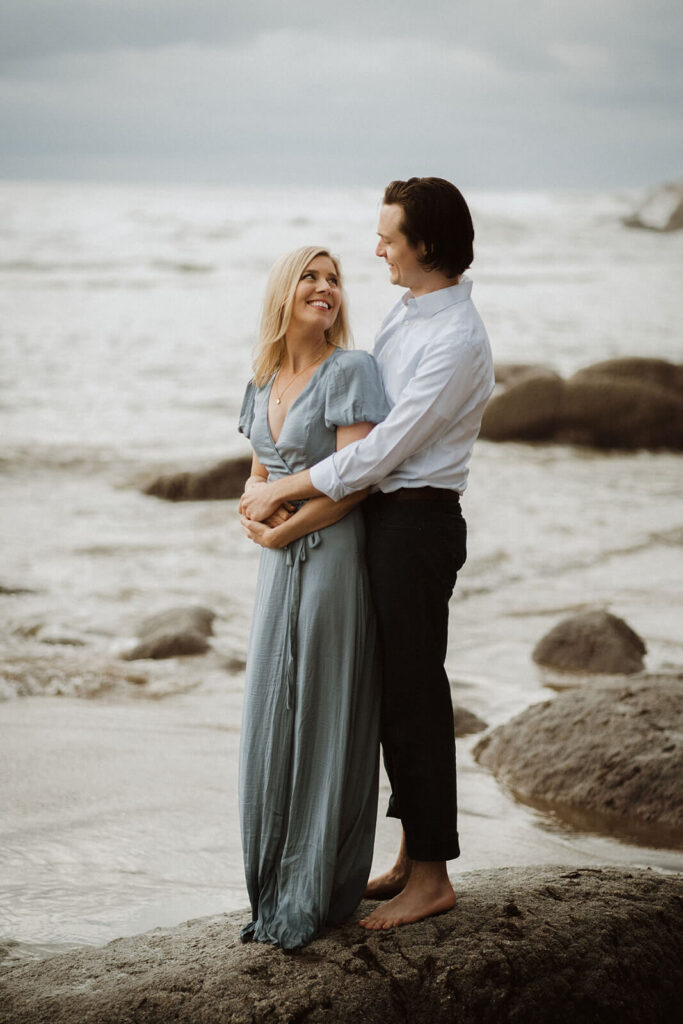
{"left": 453, "top": 704, "right": 488, "bottom": 736}
{"left": 1, "top": 867, "right": 681, "bottom": 1024}
{"left": 532, "top": 610, "right": 646, "bottom": 674}
{"left": 623, "top": 181, "right": 683, "bottom": 232}
{"left": 143, "top": 456, "right": 252, "bottom": 501}
{"left": 480, "top": 370, "right": 565, "bottom": 442}
{"left": 474, "top": 682, "right": 683, "bottom": 842}
{"left": 571, "top": 357, "right": 683, "bottom": 395}
{"left": 123, "top": 606, "right": 216, "bottom": 661}
{"left": 138, "top": 606, "right": 215, "bottom": 639}
{"left": 480, "top": 358, "right": 683, "bottom": 450}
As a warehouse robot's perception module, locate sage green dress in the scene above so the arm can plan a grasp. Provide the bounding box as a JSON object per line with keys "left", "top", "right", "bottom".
{"left": 238, "top": 348, "right": 388, "bottom": 950}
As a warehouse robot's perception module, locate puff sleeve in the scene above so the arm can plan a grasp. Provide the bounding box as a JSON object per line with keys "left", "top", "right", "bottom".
{"left": 238, "top": 381, "right": 256, "bottom": 438}
{"left": 324, "top": 350, "right": 389, "bottom": 430}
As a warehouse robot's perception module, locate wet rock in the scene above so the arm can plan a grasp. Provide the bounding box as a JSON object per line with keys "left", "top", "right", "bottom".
{"left": 123, "top": 606, "right": 216, "bottom": 661}
{"left": 222, "top": 654, "right": 248, "bottom": 674}
{"left": 480, "top": 361, "right": 683, "bottom": 450}
{"left": 143, "top": 456, "right": 252, "bottom": 502}
{"left": 571, "top": 357, "right": 683, "bottom": 396}
{"left": 480, "top": 370, "right": 565, "bottom": 441}
{"left": 123, "top": 632, "right": 210, "bottom": 660}
{"left": 474, "top": 682, "right": 683, "bottom": 840}
{"left": 533, "top": 610, "right": 646, "bottom": 674}
{"left": 138, "top": 606, "right": 215, "bottom": 640}
{"left": 623, "top": 181, "right": 683, "bottom": 232}
{"left": 1, "top": 867, "right": 681, "bottom": 1023}
{"left": 453, "top": 705, "right": 488, "bottom": 737}
{"left": 559, "top": 376, "right": 683, "bottom": 449}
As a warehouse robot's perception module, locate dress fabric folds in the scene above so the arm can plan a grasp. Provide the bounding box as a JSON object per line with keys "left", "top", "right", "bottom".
{"left": 238, "top": 348, "right": 389, "bottom": 950}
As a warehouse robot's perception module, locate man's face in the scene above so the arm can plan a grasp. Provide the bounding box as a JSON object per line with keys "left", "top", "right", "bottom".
{"left": 375, "top": 203, "right": 426, "bottom": 293}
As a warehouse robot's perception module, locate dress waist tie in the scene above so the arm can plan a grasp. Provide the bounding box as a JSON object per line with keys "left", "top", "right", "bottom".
{"left": 284, "top": 531, "right": 321, "bottom": 711}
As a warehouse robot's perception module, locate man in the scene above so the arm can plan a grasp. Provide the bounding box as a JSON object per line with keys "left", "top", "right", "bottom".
{"left": 241, "top": 177, "right": 494, "bottom": 928}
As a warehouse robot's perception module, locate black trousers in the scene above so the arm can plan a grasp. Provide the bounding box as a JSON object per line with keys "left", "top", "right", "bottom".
{"left": 364, "top": 489, "right": 466, "bottom": 862}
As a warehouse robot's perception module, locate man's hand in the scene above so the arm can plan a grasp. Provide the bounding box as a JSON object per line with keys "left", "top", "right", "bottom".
{"left": 264, "top": 503, "right": 296, "bottom": 528}
{"left": 240, "top": 482, "right": 284, "bottom": 523}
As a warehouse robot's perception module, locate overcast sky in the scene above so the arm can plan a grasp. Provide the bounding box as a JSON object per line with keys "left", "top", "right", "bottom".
{"left": 1, "top": 0, "right": 681, "bottom": 188}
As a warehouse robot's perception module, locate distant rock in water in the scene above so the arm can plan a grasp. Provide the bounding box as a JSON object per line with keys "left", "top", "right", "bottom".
{"left": 474, "top": 682, "right": 682, "bottom": 842}
{"left": 481, "top": 357, "right": 683, "bottom": 450}
{"left": 138, "top": 606, "right": 215, "bottom": 639}
{"left": 453, "top": 704, "right": 488, "bottom": 737}
{"left": 623, "top": 181, "right": 683, "bottom": 232}
{"left": 123, "top": 605, "right": 215, "bottom": 661}
{"left": 533, "top": 610, "right": 646, "bottom": 674}
{"left": 143, "top": 456, "right": 251, "bottom": 501}
{"left": 2, "top": 866, "right": 681, "bottom": 1024}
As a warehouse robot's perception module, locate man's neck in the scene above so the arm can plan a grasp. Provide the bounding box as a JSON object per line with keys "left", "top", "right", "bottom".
{"left": 408, "top": 272, "right": 460, "bottom": 299}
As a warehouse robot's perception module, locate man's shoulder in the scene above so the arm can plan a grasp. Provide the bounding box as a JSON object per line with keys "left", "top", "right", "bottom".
{"left": 425, "top": 298, "right": 489, "bottom": 352}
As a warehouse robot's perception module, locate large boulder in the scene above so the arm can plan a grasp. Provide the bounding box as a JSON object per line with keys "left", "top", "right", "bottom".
{"left": 571, "top": 357, "right": 683, "bottom": 396}
{"left": 122, "top": 605, "right": 216, "bottom": 661}
{"left": 623, "top": 181, "right": 683, "bottom": 232}
{"left": 480, "top": 360, "right": 683, "bottom": 450}
{"left": 532, "top": 610, "right": 646, "bottom": 674}
{"left": 559, "top": 375, "right": 683, "bottom": 449}
{"left": 143, "top": 456, "right": 252, "bottom": 501}
{"left": 480, "top": 371, "right": 565, "bottom": 441}
{"left": 474, "top": 682, "right": 683, "bottom": 842}
{"left": 1, "top": 867, "right": 681, "bottom": 1024}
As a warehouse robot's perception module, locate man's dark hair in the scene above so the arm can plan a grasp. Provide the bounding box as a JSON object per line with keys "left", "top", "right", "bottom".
{"left": 383, "top": 177, "right": 474, "bottom": 278}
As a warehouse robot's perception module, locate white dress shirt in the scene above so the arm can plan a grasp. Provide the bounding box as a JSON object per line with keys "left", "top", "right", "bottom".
{"left": 309, "top": 276, "right": 494, "bottom": 501}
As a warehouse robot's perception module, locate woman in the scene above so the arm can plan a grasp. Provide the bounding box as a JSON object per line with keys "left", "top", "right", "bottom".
{"left": 237, "top": 245, "right": 388, "bottom": 950}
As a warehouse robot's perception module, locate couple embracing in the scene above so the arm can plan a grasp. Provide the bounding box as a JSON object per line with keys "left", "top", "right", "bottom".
{"left": 238, "top": 176, "right": 494, "bottom": 951}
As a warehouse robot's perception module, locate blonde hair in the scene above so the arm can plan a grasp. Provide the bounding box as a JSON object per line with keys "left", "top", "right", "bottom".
{"left": 252, "top": 246, "right": 351, "bottom": 387}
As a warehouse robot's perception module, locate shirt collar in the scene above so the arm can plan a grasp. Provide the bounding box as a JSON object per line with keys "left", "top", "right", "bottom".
{"left": 401, "top": 274, "right": 473, "bottom": 318}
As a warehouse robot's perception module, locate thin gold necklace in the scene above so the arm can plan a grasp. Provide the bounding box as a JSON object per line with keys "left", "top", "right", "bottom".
{"left": 274, "top": 346, "right": 330, "bottom": 405}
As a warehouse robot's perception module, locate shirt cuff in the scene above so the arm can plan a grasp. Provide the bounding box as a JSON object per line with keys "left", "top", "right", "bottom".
{"left": 310, "top": 452, "right": 350, "bottom": 502}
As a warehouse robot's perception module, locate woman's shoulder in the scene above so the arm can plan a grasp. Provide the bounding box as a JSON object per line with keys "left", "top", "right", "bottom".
{"left": 331, "top": 348, "right": 379, "bottom": 378}
{"left": 238, "top": 379, "right": 259, "bottom": 437}
{"left": 333, "top": 347, "right": 376, "bottom": 367}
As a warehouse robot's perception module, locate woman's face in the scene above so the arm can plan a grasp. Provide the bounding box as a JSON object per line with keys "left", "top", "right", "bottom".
{"left": 289, "top": 255, "right": 341, "bottom": 336}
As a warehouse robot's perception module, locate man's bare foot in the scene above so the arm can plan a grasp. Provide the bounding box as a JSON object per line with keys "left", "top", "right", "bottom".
{"left": 359, "top": 863, "right": 456, "bottom": 929}
{"left": 364, "top": 864, "right": 411, "bottom": 900}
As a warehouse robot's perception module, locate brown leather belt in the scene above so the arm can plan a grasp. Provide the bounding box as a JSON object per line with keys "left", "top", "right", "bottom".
{"left": 380, "top": 486, "right": 461, "bottom": 502}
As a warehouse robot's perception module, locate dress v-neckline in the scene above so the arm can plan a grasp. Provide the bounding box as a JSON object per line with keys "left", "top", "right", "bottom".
{"left": 266, "top": 347, "right": 339, "bottom": 448}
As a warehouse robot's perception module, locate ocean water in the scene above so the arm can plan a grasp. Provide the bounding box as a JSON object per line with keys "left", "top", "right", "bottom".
{"left": 1, "top": 181, "right": 682, "bottom": 962}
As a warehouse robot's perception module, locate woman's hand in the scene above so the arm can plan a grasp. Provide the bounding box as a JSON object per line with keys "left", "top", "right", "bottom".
{"left": 238, "top": 477, "right": 266, "bottom": 515}
{"left": 241, "top": 516, "right": 286, "bottom": 549}
{"left": 264, "top": 503, "right": 296, "bottom": 528}
{"left": 240, "top": 483, "right": 283, "bottom": 523}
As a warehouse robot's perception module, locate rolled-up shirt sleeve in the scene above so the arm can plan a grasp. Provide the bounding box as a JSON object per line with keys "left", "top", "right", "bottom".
{"left": 310, "top": 334, "right": 489, "bottom": 501}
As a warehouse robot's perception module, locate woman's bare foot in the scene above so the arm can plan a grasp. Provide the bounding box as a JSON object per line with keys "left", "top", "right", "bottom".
{"left": 364, "top": 864, "right": 411, "bottom": 900}
{"left": 364, "top": 831, "right": 411, "bottom": 899}
{"left": 359, "top": 862, "right": 456, "bottom": 929}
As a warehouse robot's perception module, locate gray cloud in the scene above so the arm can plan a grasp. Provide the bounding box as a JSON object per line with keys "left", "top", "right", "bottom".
{"left": 1, "top": 1, "right": 681, "bottom": 187}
